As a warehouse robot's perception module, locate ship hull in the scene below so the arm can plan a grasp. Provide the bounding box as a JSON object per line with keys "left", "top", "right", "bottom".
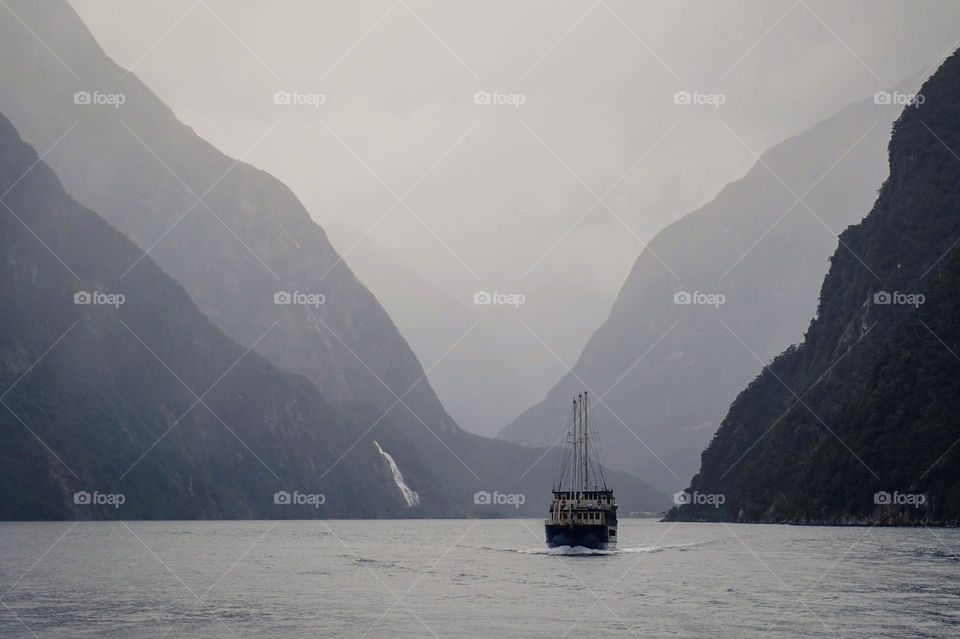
{"left": 545, "top": 523, "right": 616, "bottom": 551}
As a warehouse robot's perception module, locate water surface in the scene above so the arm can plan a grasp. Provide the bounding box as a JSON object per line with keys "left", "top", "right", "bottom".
{"left": 1, "top": 519, "right": 958, "bottom": 637}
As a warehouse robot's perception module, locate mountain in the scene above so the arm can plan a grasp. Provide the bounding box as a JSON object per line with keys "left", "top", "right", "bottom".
{"left": 348, "top": 245, "right": 536, "bottom": 436}
{"left": 0, "top": 1, "right": 669, "bottom": 515}
{"left": 499, "top": 77, "right": 920, "bottom": 494}
{"left": 668, "top": 50, "right": 960, "bottom": 525}
{"left": 0, "top": 0, "right": 447, "bottom": 434}
{"left": 0, "top": 110, "right": 413, "bottom": 519}
{"left": 0, "top": 109, "right": 666, "bottom": 519}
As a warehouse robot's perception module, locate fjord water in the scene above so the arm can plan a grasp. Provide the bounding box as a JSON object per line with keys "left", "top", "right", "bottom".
{"left": 1, "top": 520, "right": 957, "bottom": 638}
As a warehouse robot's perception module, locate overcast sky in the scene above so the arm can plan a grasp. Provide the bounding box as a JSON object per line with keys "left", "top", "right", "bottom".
{"left": 67, "top": 0, "right": 960, "bottom": 433}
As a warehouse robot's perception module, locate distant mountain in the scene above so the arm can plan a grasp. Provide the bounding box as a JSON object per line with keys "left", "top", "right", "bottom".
{"left": 349, "top": 246, "right": 536, "bottom": 436}
{"left": 499, "top": 77, "right": 920, "bottom": 493}
{"left": 0, "top": 110, "right": 411, "bottom": 519}
{"left": 668, "top": 50, "right": 960, "bottom": 525}
{"left": 0, "top": 1, "right": 668, "bottom": 516}
{"left": 0, "top": 109, "right": 666, "bottom": 519}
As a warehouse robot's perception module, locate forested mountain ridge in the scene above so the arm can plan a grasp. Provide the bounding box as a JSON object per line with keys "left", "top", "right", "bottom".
{"left": 668, "top": 50, "right": 960, "bottom": 525}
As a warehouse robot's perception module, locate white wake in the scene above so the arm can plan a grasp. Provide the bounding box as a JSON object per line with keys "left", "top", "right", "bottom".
{"left": 518, "top": 545, "right": 622, "bottom": 556}
{"left": 374, "top": 441, "right": 420, "bottom": 507}
{"left": 517, "top": 540, "right": 709, "bottom": 556}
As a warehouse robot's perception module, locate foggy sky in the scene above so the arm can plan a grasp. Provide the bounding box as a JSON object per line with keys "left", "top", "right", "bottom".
{"left": 66, "top": 0, "right": 960, "bottom": 434}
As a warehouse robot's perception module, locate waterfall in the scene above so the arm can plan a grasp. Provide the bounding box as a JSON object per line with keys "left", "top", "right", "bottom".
{"left": 374, "top": 441, "right": 420, "bottom": 507}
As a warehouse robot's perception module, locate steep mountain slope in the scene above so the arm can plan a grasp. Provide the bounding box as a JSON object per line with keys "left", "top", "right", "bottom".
{"left": 668, "top": 50, "right": 960, "bottom": 524}
{"left": 500, "top": 79, "right": 918, "bottom": 493}
{"left": 0, "top": 0, "right": 450, "bottom": 439}
{"left": 0, "top": 1, "right": 669, "bottom": 515}
{"left": 0, "top": 110, "right": 413, "bottom": 519}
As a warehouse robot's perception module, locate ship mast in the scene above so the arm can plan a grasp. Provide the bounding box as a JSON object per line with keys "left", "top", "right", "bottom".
{"left": 583, "top": 391, "right": 589, "bottom": 491}
{"left": 571, "top": 397, "right": 579, "bottom": 497}
{"left": 571, "top": 392, "right": 590, "bottom": 497}
{"left": 565, "top": 392, "right": 595, "bottom": 497}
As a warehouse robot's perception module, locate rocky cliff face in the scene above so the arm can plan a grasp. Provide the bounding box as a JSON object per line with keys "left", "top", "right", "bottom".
{"left": 0, "top": 110, "right": 414, "bottom": 519}
{"left": 668, "top": 51, "right": 960, "bottom": 525}
{"left": 500, "top": 79, "right": 916, "bottom": 493}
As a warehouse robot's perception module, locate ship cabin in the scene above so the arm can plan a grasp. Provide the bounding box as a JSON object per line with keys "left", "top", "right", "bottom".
{"left": 547, "top": 489, "right": 617, "bottom": 526}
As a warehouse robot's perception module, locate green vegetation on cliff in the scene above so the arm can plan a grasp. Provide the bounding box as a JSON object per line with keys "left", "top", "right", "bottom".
{"left": 668, "top": 50, "right": 960, "bottom": 525}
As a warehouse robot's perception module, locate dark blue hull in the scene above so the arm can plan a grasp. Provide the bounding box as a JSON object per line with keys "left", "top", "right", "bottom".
{"left": 545, "top": 523, "right": 616, "bottom": 550}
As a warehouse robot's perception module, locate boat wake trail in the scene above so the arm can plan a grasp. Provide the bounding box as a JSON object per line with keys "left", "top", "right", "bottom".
{"left": 518, "top": 545, "right": 630, "bottom": 556}
{"left": 516, "top": 540, "right": 708, "bottom": 556}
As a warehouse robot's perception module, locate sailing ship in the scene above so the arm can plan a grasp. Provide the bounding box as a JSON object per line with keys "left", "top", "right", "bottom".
{"left": 545, "top": 391, "right": 618, "bottom": 550}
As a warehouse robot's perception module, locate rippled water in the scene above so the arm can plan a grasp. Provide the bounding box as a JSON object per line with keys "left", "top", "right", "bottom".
{"left": 1, "top": 519, "right": 958, "bottom": 638}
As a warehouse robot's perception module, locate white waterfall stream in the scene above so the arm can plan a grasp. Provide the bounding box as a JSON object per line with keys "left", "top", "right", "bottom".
{"left": 374, "top": 441, "right": 420, "bottom": 507}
